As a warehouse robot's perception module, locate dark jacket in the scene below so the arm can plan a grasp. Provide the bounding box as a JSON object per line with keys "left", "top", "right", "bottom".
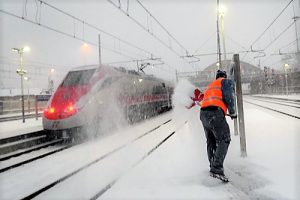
{"left": 221, "top": 79, "right": 236, "bottom": 115}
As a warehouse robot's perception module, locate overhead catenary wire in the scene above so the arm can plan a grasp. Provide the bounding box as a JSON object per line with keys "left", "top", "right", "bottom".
{"left": 36, "top": 0, "right": 155, "bottom": 58}
{"left": 278, "top": 37, "right": 300, "bottom": 51}
{"left": 135, "top": 0, "right": 189, "bottom": 53}
{"left": 193, "top": 32, "right": 216, "bottom": 54}
{"left": 35, "top": 0, "right": 179, "bottom": 75}
{"left": 1, "top": 5, "right": 179, "bottom": 77}
{"left": 262, "top": 21, "right": 295, "bottom": 51}
{"left": 106, "top": 0, "right": 191, "bottom": 64}
{"left": 242, "top": 0, "right": 295, "bottom": 60}
{"left": 0, "top": 55, "right": 72, "bottom": 70}
{"left": 260, "top": 37, "right": 300, "bottom": 66}
{"left": 224, "top": 34, "right": 248, "bottom": 51}
{"left": 0, "top": 9, "right": 138, "bottom": 60}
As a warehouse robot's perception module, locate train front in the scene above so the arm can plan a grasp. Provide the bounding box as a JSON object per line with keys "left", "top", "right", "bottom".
{"left": 42, "top": 67, "right": 97, "bottom": 135}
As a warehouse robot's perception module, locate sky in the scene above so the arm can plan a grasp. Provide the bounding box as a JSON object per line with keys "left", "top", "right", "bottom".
{"left": 0, "top": 0, "right": 299, "bottom": 91}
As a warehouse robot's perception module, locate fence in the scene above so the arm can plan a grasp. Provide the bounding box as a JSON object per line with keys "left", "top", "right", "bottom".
{"left": 0, "top": 95, "right": 50, "bottom": 118}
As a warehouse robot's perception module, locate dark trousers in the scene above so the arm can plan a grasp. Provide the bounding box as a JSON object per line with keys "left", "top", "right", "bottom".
{"left": 200, "top": 107, "right": 231, "bottom": 175}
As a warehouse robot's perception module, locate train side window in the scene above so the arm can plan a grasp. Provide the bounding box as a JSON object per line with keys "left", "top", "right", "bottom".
{"left": 153, "top": 85, "right": 164, "bottom": 94}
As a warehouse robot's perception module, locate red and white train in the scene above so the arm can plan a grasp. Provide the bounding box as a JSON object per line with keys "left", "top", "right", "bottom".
{"left": 43, "top": 65, "right": 173, "bottom": 139}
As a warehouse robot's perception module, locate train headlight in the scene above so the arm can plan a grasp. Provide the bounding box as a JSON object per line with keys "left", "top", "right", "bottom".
{"left": 49, "top": 107, "right": 55, "bottom": 114}
{"left": 63, "top": 104, "right": 78, "bottom": 117}
{"left": 44, "top": 107, "right": 56, "bottom": 119}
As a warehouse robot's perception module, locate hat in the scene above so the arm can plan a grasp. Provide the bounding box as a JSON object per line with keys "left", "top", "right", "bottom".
{"left": 216, "top": 70, "right": 227, "bottom": 79}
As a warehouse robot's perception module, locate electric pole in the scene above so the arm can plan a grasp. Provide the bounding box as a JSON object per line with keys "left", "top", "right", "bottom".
{"left": 216, "top": 0, "right": 222, "bottom": 69}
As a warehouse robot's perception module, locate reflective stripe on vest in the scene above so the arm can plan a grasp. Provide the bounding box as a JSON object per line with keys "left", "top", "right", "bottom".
{"left": 201, "top": 78, "right": 227, "bottom": 114}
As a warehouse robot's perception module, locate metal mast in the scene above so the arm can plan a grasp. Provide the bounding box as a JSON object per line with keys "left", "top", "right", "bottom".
{"left": 216, "top": 0, "right": 222, "bottom": 69}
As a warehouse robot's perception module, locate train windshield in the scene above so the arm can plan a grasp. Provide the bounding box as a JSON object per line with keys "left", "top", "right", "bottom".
{"left": 61, "top": 69, "right": 96, "bottom": 87}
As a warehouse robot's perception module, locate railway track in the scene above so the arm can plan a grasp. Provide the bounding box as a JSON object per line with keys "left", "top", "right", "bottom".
{"left": 1, "top": 118, "right": 255, "bottom": 200}
{"left": 0, "top": 113, "right": 42, "bottom": 122}
{"left": 250, "top": 95, "right": 300, "bottom": 103}
{"left": 249, "top": 95, "right": 300, "bottom": 107}
{"left": 18, "top": 119, "right": 173, "bottom": 199}
{"left": 245, "top": 96, "right": 300, "bottom": 119}
{"left": 0, "top": 130, "right": 72, "bottom": 173}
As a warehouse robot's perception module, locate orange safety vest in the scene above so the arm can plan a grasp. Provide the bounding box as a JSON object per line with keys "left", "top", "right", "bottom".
{"left": 201, "top": 78, "right": 227, "bottom": 114}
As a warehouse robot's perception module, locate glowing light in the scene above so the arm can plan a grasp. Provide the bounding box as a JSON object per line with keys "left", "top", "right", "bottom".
{"left": 284, "top": 64, "right": 290, "bottom": 72}
{"left": 23, "top": 46, "right": 31, "bottom": 52}
{"left": 80, "top": 42, "right": 91, "bottom": 54}
{"left": 218, "top": 4, "right": 227, "bottom": 16}
{"left": 139, "top": 78, "right": 143, "bottom": 82}
{"left": 49, "top": 107, "right": 55, "bottom": 114}
{"left": 67, "top": 105, "right": 74, "bottom": 112}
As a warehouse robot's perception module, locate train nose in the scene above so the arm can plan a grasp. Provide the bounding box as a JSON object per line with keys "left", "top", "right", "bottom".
{"left": 44, "top": 103, "right": 78, "bottom": 120}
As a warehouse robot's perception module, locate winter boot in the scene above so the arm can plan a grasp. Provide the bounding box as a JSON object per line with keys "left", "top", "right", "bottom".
{"left": 210, "top": 172, "right": 229, "bottom": 182}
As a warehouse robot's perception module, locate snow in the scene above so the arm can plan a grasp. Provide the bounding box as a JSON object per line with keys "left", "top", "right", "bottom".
{"left": 244, "top": 97, "right": 300, "bottom": 117}
{"left": 101, "top": 102, "right": 300, "bottom": 200}
{"left": 0, "top": 86, "right": 299, "bottom": 199}
{"left": 253, "top": 94, "right": 300, "bottom": 101}
{"left": 0, "top": 117, "right": 43, "bottom": 139}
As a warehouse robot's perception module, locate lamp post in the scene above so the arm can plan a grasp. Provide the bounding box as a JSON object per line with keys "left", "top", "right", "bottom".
{"left": 216, "top": 0, "right": 222, "bottom": 69}
{"left": 48, "top": 68, "right": 55, "bottom": 94}
{"left": 24, "top": 76, "right": 31, "bottom": 113}
{"left": 219, "top": 5, "right": 227, "bottom": 71}
{"left": 284, "top": 64, "right": 289, "bottom": 95}
{"left": 12, "top": 46, "right": 30, "bottom": 123}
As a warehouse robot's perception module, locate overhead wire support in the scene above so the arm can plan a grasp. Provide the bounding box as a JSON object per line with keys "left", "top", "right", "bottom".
{"left": 1, "top": 1, "right": 177, "bottom": 76}
{"left": 39, "top": 0, "right": 177, "bottom": 74}
{"left": 251, "top": 0, "right": 294, "bottom": 47}
{"left": 106, "top": 0, "right": 191, "bottom": 62}
{"left": 135, "top": 0, "right": 189, "bottom": 53}
{"left": 242, "top": 0, "right": 294, "bottom": 60}
{"left": 37, "top": 0, "right": 155, "bottom": 58}
{"left": 37, "top": 0, "right": 180, "bottom": 74}
{"left": 0, "top": 9, "right": 136, "bottom": 60}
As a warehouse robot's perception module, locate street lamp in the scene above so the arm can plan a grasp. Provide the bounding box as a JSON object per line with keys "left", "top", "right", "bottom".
{"left": 80, "top": 43, "right": 91, "bottom": 66}
{"left": 284, "top": 63, "right": 289, "bottom": 95}
{"left": 12, "top": 46, "right": 30, "bottom": 123}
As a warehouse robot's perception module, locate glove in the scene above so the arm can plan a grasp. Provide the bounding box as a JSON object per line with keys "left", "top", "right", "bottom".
{"left": 230, "top": 114, "right": 237, "bottom": 120}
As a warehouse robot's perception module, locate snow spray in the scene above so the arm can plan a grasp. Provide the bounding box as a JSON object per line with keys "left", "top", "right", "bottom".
{"left": 171, "top": 79, "right": 197, "bottom": 127}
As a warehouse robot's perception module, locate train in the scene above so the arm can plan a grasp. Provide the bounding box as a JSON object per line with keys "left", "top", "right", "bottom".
{"left": 42, "top": 65, "right": 173, "bottom": 139}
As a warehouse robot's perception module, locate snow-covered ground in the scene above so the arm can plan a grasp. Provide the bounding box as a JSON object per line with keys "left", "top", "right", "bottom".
{"left": 0, "top": 95, "right": 299, "bottom": 199}
{"left": 252, "top": 94, "right": 300, "bottom": 100}
{"left": 0, "top": 118, "right": 43, "bottom": 139}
